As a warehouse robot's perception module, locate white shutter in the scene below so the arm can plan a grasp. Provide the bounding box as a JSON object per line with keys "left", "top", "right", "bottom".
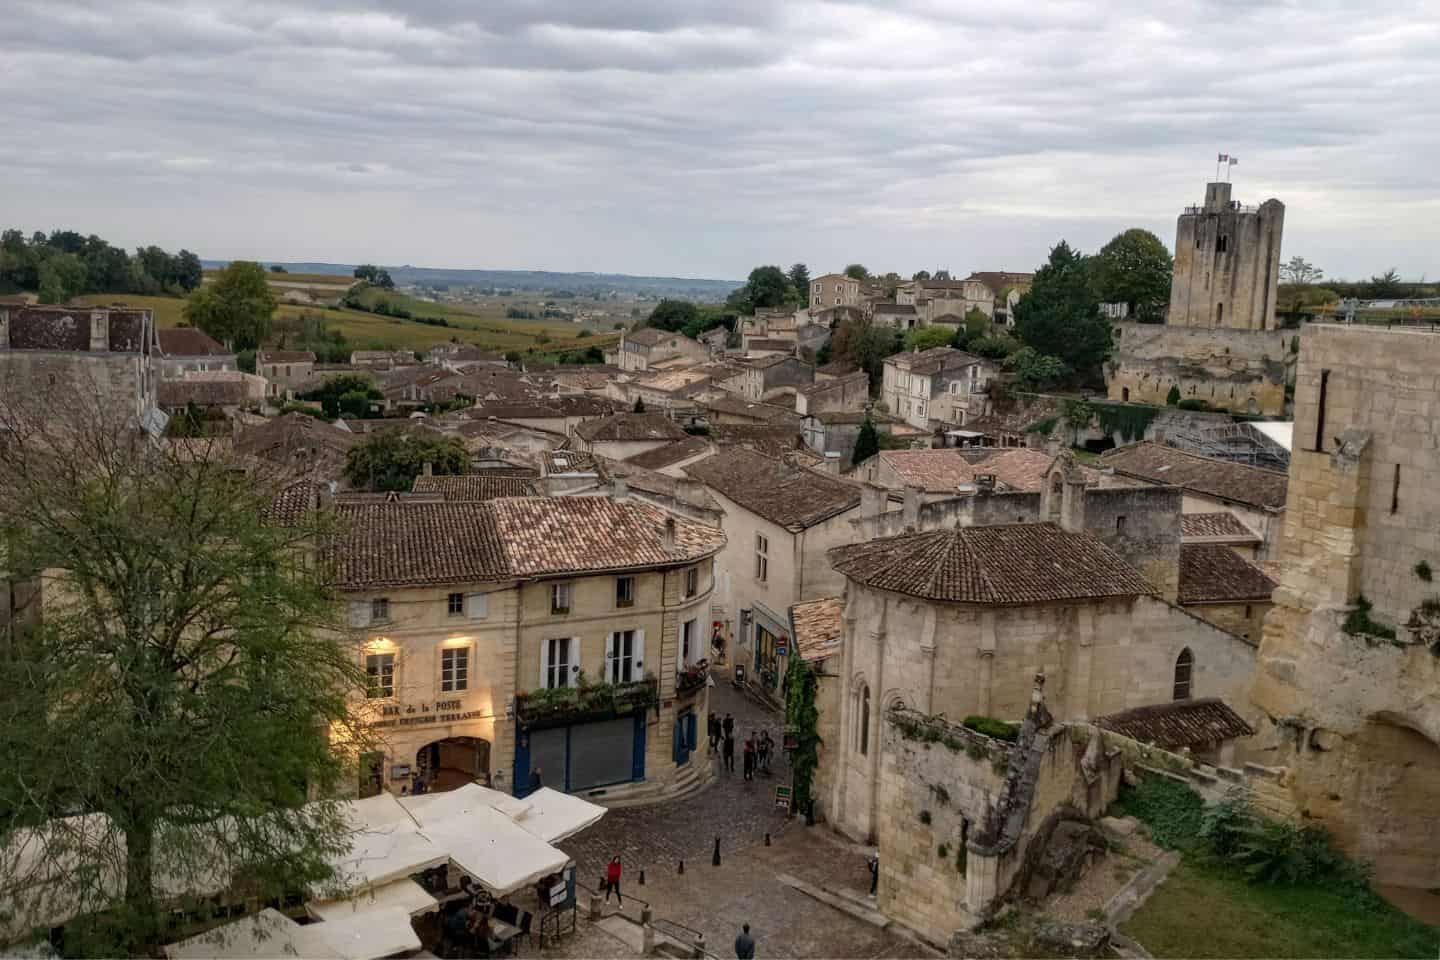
{"left": 604, "top": 633, "right": 616, "bottom": 684}
{"left": 349, "top": 601, "right": 368, "bottom": 628}
{"left": 466, "top": 592, "right": 488, "bottom": 620}
{"left": 634, "top": 629, "right": 646, "bottom": 678}
{"left": 540, "top": 637, "right": 551, "bottom": 689}
{"left": 568, "top": 636, "right": 581, "bottom": 686}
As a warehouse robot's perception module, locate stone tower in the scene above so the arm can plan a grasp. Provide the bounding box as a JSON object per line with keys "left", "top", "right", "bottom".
{"left": 1168, "top": 180, "right": 1285, "bottom": 331}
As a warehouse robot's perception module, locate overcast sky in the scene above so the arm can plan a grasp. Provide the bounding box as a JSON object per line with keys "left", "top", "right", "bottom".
{"left": 3, "top": 1, "right": 1437, "bottom": 282}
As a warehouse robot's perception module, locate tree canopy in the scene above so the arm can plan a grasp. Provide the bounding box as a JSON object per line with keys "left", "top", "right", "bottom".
{"left": 183, "top": 260, "right": 277, "bottom": 351}
{"left": 1279, "top": 256, "right": 1324, "bottom": 286}
{"left": 787, "top": 263, "right": 810, "bottom": 298}
{"left": 1092, "top": 228, "right": 1172, "bottom": 322}
{"left": 830, "top": 317, "right": 900, "bottom": 394}
{"left": 352, "top": 264, "right": 394, "bottom": 288}
{"left": 343, "top": 429, "right": 469, "bottom": 492}
{"left": 725, "top": 265, "right": 796, "bottom": 314}
{"left": 0, "top": 392, "right": 366, "bottom": 955}
{"left": 1013, "top": 240, "right": 1110, "bottom": 381}
{"left": 0, "top": 229, "right": 201, "bottom": 302}
{"left": 843, "top": 264, "right": 869, "bottom": 280}
{"left": 299, "top": 374, "right": 382, "bottom": 419}
{"left": 852, "top": 417, "right": 880, "bottom": 466}
{"left": 1004, "top": 346, "right": 1068, "bottom": 390}
{"left": 903, "top": 325, "right": 954, "bottom": 352}
{"left": 645, "top": 299, "right": 700, "bottom": 333}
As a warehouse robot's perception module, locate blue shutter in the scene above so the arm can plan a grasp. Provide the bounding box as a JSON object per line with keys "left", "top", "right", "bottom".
{"left": 631, "top": 714, "right": 647, "bottom": 782}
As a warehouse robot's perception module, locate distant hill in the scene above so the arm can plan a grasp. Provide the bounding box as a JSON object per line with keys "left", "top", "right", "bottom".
{"left": 202, "top": 261, "right": 742, "bottom": 301}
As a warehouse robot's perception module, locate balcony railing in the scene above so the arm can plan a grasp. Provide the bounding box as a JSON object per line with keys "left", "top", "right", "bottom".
{"left": 675, "top": 660, "right": 711, "bottom": 698}
{"left": 515, "top": 676, "right": 658, "bottom": 730}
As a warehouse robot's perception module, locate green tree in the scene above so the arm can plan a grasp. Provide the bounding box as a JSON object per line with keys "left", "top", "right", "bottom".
{"left": 746, "top": 265, "right": 794, "bottom": 309}
{"left": 646, "top": 299, "right": 700, "bottom": 332}
{"left": 338, "top": 390, "right": 371, "bottom": 419}
{"left": 174, "top": 249, "right": 203, "bottom": 291}
{"left": 1368, "top": 268, "right": 1402, "bottom": 299}
{"left": 968, "top": 334, "right": 1019, "bottom": 360}
{"left": 852, "top": 417, "right": 880, "bottom": 466}
{"left": 784, "top": 657, "right": 821, "bottom": 823}
{"left": 1092, "top": 228, "right": 1172, "bottom": 322}
{"left": 353, "top": 264, "right": 379, "bottom": 281}
{"left": 374, "top": 269, "right": 395, "bottom": 290}
{"left": 1013, "top": 241, "right": 1109, "bottom": 380}
{"left": 904, "top": 325, "right": 954, "bottom": 351}
{"left": 299, "top": 374, "right": 380, "bottom": 419}
{"left": 911, "top": 270, "right": 931, "bottom": 281}
{"left": 963, "top": 307, "right": 990, "bottom": 341}
{"left": 183, "top": 260, "right": 277, "bottom": 351}
{"left": 844, "top": 264, "right": 869, "bottom": 280}
{"left": 933, "top": 269, "right": 952, "bottom": 281}
{"left": 0, "top": 395, "right": 365, "bottom": 955}
{"left": 633, "top": 397, "right": 647, "bottom": 413}
{"left": 787, "top": 263, "right": 810, "bottom": 299}
{"left": 269, "top": 264, "right": 288, "bottom": 273}
{"left": 1166, "top": 384, "right": 1181, "bottom": 406}
{"left": 1279, "top": 256, "right": 1323, "bottom": 286}
{"left": 37, "top": 252, "right": 87, "bottom": 303}
{"left": 1004, "top": 346, "right": 1068, "bottom": 390}
{"left": 343, "top": 429, "right": 468, "bottom": 492}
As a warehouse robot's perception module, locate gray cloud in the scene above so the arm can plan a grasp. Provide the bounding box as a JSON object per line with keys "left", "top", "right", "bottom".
{"left": 1, "top": 0, "right": 1437, "bottom": 279}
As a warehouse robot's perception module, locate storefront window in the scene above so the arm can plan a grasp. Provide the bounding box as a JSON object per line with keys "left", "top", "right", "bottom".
{"left": 755, "top": 626, "right": 779, "bottom": 689}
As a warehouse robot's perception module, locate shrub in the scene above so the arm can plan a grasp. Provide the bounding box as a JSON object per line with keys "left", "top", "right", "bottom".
{"left": 1115, "top": 776, "right": 1204, "bottom": 849}
{"left": 1415, "top": 560, "right": 1432, "bottom": 582}
{"left": 1166, "top": 385, "right": 1181, "bottom": 406}
{"left": 1177, "top": 398, "right": 1210, "bottom": 411}
{"left": 963, "top": 715, "right": 1019, "bottom": 741}
{"left": 1343, "top": 594, "right": 1396, "bottom": 640}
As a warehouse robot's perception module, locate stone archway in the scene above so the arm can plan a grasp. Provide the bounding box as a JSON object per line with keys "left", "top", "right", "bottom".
{"left": 415, "top": 736, "right": 492, "bottom": 793}
{"left": 1320, "top": 714, "right": 1440, "bottom": 888}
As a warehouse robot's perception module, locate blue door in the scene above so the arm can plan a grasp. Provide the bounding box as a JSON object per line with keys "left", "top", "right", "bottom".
{"left": 674, "top": 709, "right": 696, "bottom": 765}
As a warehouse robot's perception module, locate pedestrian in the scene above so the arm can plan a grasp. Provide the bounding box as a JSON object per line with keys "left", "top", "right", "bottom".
{"left": 743, "top": 733, "right": 756, "bottom": 781}
{"left": 723, "top": 734, "right": 735, "bottom": 773}
{"left": 723, "top": 712, "right": 735, "bottom": 740}
{"left": 605, "top": 855, "right": 623, "bottom": 906}
{"left": 868, "top": 849, "right": 879, "bottom": 895}
{"left": 759, "top": 731, "right": 772, "bottom": 772}
{"left": 708, "top": 713, "right": 719, "bottom": 751}
{"left": 734, "top": 922, "right": 755, "bottom": 959}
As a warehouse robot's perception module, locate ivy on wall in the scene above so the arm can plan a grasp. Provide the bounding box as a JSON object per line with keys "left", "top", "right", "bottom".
{"left": 785, "top": 656, "right": 821, "bottom": 819}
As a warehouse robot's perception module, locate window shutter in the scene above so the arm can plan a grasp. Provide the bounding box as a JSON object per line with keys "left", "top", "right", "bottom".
{"left": 634, "top": 629, "right": 646, "bottom": 677}
{"left": 348, "top": 601, "right": 368, "bottom": 628}
{"left": 604, "top": 633, "right": 616, "bottom": 684}
{"left": 540, "top": 638, "right": 551, "bottom": 689}
{"left": 466, "top": 592, "right": 488, "bottom": 620}
{"left": 569, "top": 636, "right": 581, "bottom": 684}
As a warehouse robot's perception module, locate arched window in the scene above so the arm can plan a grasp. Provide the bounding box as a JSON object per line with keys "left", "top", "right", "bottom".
{"left": 859, "top": 685, "right": 871, "bottom": 756}
{"left": 1173, "top": 648, "right": 1193, "bottom": 701}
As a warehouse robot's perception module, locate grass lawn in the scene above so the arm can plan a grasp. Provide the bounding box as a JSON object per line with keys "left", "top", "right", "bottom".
{"left": 1122, "top": 858, "right": 1439, "bottom": 958}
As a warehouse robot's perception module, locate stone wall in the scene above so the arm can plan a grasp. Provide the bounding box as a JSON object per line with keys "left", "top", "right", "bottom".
{"left": 1169, "top": 186, "right": 1285, "bottom": 331}
{"left": 1183, "top": 599, "right": 1270, "bottom": 642}
{"left": 1249, "top": 323, "right": 1440, "bottom": 888}
{"left": 0, "top": 351, "right": 155, "bottom": 421}
{"left": 1104, "top": 322, "right": 1293, "bottom": 415}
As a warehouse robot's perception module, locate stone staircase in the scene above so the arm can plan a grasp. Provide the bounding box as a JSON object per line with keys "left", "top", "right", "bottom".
{"left": 582, "top": 757, "right": 713, "bottom": 810}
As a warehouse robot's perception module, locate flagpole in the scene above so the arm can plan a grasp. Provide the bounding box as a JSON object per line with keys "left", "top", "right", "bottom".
{"left": 1215, "top": 154, "right": 1222, "bottom": 181}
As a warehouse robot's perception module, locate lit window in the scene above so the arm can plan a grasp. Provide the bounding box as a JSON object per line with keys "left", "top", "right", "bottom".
{"left": 371, "top": 598, "right": 390, "bottom": 623}
{"left": 447, "top": 593, "right": 464, "bottom": 616}
{"left": 551, "top": 582, "right": 571, "bottom": 615}
{"left": 366, "top": 653, "right": 395, "bottom": 699}
{"left": 441, "top": 647, "right": 468, "bottom": 692}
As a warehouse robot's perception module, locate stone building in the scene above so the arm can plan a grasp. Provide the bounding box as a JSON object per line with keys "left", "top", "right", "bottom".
{"left": 823, "top": 513, "right": 1258, "bottom": 841}
{"left": 1101, "top": 442, "right": 1286, "bottom": 561}
{"left": 809, "top": 273, "right": 862, "bottom": 311}
{"left": 156, "top": 327, "right": 235, "bottom": 377}
{"left": 794, "top": 371, "right": 869, "bottom": 418}
{"left": 332, "top": 495, "right": 724, "bottom": 800}
{"left": 0, "top": 303, "right": 159, "bottom": 421}
{"left": 730, "top": 354, "right": 814, "bottom": 401}
{"left": 256, "top": 349, "right": 316, "bottom": 397}
{"left": 683, "top": 447, "right": 865, "bottom": 701}
{"left": 855, "top": 447, "right": 1140, "bottom": 502}
{"left": 1248, "top": 322, "right": 1440, "bottom": 890}
{"left": 1177, "top": 543, "right": 1276, "bottom": 640}
{"left": 616, "top": 328, "right": 707, "bottom": 373}
{"left": 1105, "top": 179, "right": 1292, "bottom": 415}
{"left": 881, "top": 347, "right": 996, "bottom": 430}
{"left": 789, "top": 597, "right": 844, "bottom": 814}
{"left": 569, "top": 411, "right": 689, "bottom": 460}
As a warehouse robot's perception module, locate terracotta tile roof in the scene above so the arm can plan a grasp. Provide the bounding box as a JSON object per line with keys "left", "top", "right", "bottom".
{"left": 799, "top": 371, "right": 868, "bottom": 397}
{"left": 601, "top": 458, "right": 721, "bottom": 511}
{"left": 157, "top": 378, "right": 247, "bottom": 408}
{"left": 872, "top": 302, "right": 917, "bottom": 315}
{"left": 331, "top": 501, "right": 508, "bottom": 588}
{"left": 684, "top": 447, "right": 861, "bottom": 530}
{"left": 574, "top": 412, "right": 689, "bottom": 443}
{"left": 489, "top": 497, "right": 725, "bottom": 577}
{"left": 626, "top": 328, "right": 698, "bottom": 348}
{"left": 411, "top": 475, "right": 539, "bottom": 501}
{"left": 544, "top": 449, "right": 605, "bottom": 476}
{"left": 963, "top": 272, "right": 1034, "bottom": 295}
{"left": 744, "top": 338, "right": 795, "bottom": 352}
{"left": 623, "top": 436, "right": 714, "bottom": 470}
{"left": 265, "top": 480, "right": 322, "bottom": 527}
{"left": 1101, "top": 442, "right": 1287, "bottom": 511}
{"left": 827, "top": 523, "right": 1153, "bottom": 605}
{"left": 815, "top": 361, "right": 859, "bottom": 377}
{"left": 879, "top": 448, "right": 1134, "bottom": 494}
{"left": 709, "top": 423, "right": 807, "bottom": 459}
{"left": 1178, "top": 544, "right": 1277, "bottom": 604}
{"left": 236, "top": 414, "right": 358, "bottom": 475}
{"left": 1095, "top": 698, "right": 1254, "bottom": 750}
{"left": 696, "top": 393, "right": 802, "bottom": 426}
{"left": 790, "top": 597, "right": 843, "bottom": 662}
{"left": 1180, "top": 512, "right": 1262, "bottom": 543}
{"left": 885, "top": 346, "right": 984, "bottom": 376}
{"left": 157, "top": 327, "right": 230, "bottom": 357}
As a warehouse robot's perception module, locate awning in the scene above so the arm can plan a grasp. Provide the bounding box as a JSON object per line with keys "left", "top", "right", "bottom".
{"left": 306, "top": 879, "right": 438, "bottom": 921}
{"left": 513, "top": 788, "right": 607, "bottom": 844}
{"left": 165, "top": 907, "right": 419, "bottom": 960}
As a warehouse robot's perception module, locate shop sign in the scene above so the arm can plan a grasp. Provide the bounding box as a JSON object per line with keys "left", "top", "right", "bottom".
{"left": 373, "top": 698, "right": 484, "bottom": 729}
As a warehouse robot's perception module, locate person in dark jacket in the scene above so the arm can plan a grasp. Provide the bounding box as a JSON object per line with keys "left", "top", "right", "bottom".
{"left": 722, "top": 734, "right": 735, "bottom": 773}
{"left": 722, "top": 713, "right": 735, "bottom": 739}
{"left": 735, "top": 923, "right": 755, "bottom": 959}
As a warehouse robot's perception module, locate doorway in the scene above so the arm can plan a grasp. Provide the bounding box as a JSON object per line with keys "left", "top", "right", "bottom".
{"left": 415, "top": 736, "right": 491, "bottom": 793}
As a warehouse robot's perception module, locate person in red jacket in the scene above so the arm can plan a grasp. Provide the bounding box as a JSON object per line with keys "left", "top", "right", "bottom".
{"left": 605, "top": 855, "right": 624, "bottom": 906}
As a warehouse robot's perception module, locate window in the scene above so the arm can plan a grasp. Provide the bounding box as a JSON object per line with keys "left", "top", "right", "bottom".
{"left": 371, "top": 598, "right": 390, "bottom": 623}
{"left": 858, "top": 685, "right": 871, "bottom": 756}
{"left": 684, "top": 566, "right": 699, "bottom": 599}
{"left": 447, "top": 593, "right": 464, "bottom": 617}
{"left": 1173, "top": 648, "right": 1193, "bottom": 701}
{"left": 1243, "top": 604, "right": 1253, "bottom": 619}
{"left": 551, "top": 582, "right": 571, "bottom": 615}
{"left": 1313, "top": 369, "right": 1330, "bottom": 452}
{"left": 366, "top": 653, "right": 395, "bottom": 699}
{"left": 681, "top": 618, "right": 697, "bottom": 665}
{"left": 545, "top": 636, "right": 573, "bottom": 689}
{"left": 1391, "top": 464, "right": 1400, "bottom": 514}
{"left": 615, "top": 576, "right": 635, "bottom": 608}
{"left": 1217, "top": 234, "right": 1229, "bottom": 253}
{"left": 1116, "top": 515, "right": 1127, "bottom": 534}
{"left": 441, "top": 647, "right": 469, "bottom": 692}
{"left": 1215, "top": 302, "right": 1224, "bottom": 326}
{"left": 755, "top": 534, "right": 769, "bottom": 583}
{"left": 607, "top": 629, "right": 639, "bottom": 683}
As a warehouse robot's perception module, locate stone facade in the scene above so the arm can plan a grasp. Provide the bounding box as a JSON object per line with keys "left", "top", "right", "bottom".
{"left": 1169, "top": 182, "right": 1284, "bottom": 331}
{"left": 0, "top": 305, "right": 158, "bottom": 420}
{"left": 1105, "top": 322, "right": 1292, "bottom": 415}
{"left": 810, "top": 273, "right": 862, "bottom": 311}
{"left": 1248, "top": 323, "right": 1440, "bottom": 889}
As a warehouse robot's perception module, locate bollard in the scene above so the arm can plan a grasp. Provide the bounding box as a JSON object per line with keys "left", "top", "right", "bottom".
{"left": 678, "top": 858, "right": 684, "bottom": 874}
{"left": 641, "top": 906, "right": 653, "bottom": 925}
{"left": 639, "top": 867, "right": 646, "bottom": 886}
{"left": 643, "top": 923, "right": 656, "bottom": 956}
{"left": 588, "top": 892, "right": 602, "bottom": 920}
{"left": 712, "top": 836, "right": 721, "bottom": 866}
{"left": 764, "top": 832, "right": 771, "bottom": 847}
{"left": 692, "top": 933, "right": 706, "bottom": 959}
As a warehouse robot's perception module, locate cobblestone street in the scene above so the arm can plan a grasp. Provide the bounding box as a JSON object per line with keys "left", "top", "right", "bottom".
{"left": 555, "top": 675, "right": 932, "bottom": 958}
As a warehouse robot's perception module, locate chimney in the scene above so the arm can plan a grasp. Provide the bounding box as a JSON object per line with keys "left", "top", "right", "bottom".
{"left": 612, "top": 478, "right": 629, "bottom": 500}
{"left": 821, "top": 452, "right": 841, "bottom": 475}
{"left": 902, "top": 486, "right": 922, "bottom": 529}
{"left": 422, "top": 461, "right": 433, "bottom": 477}
{"left": 663, "top": 515, "right": 677, "bottom": 550}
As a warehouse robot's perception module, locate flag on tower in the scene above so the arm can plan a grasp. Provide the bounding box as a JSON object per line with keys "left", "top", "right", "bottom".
{"left": 1218, "top": 153, "right": 1228, "bottom": 162}
{"left": 1229, "top": 156, "right": 1239, "bottom": 166}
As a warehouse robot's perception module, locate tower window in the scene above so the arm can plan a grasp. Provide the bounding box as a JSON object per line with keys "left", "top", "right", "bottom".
{"left": 1314, "top": 369, "right": 1331, "bottom": 452}
{"left": 1173, "top": 648, "right": 1193, "bottom": 701}
{"left": 1217, "top": 235, "right": 1229, "bottom": 253}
